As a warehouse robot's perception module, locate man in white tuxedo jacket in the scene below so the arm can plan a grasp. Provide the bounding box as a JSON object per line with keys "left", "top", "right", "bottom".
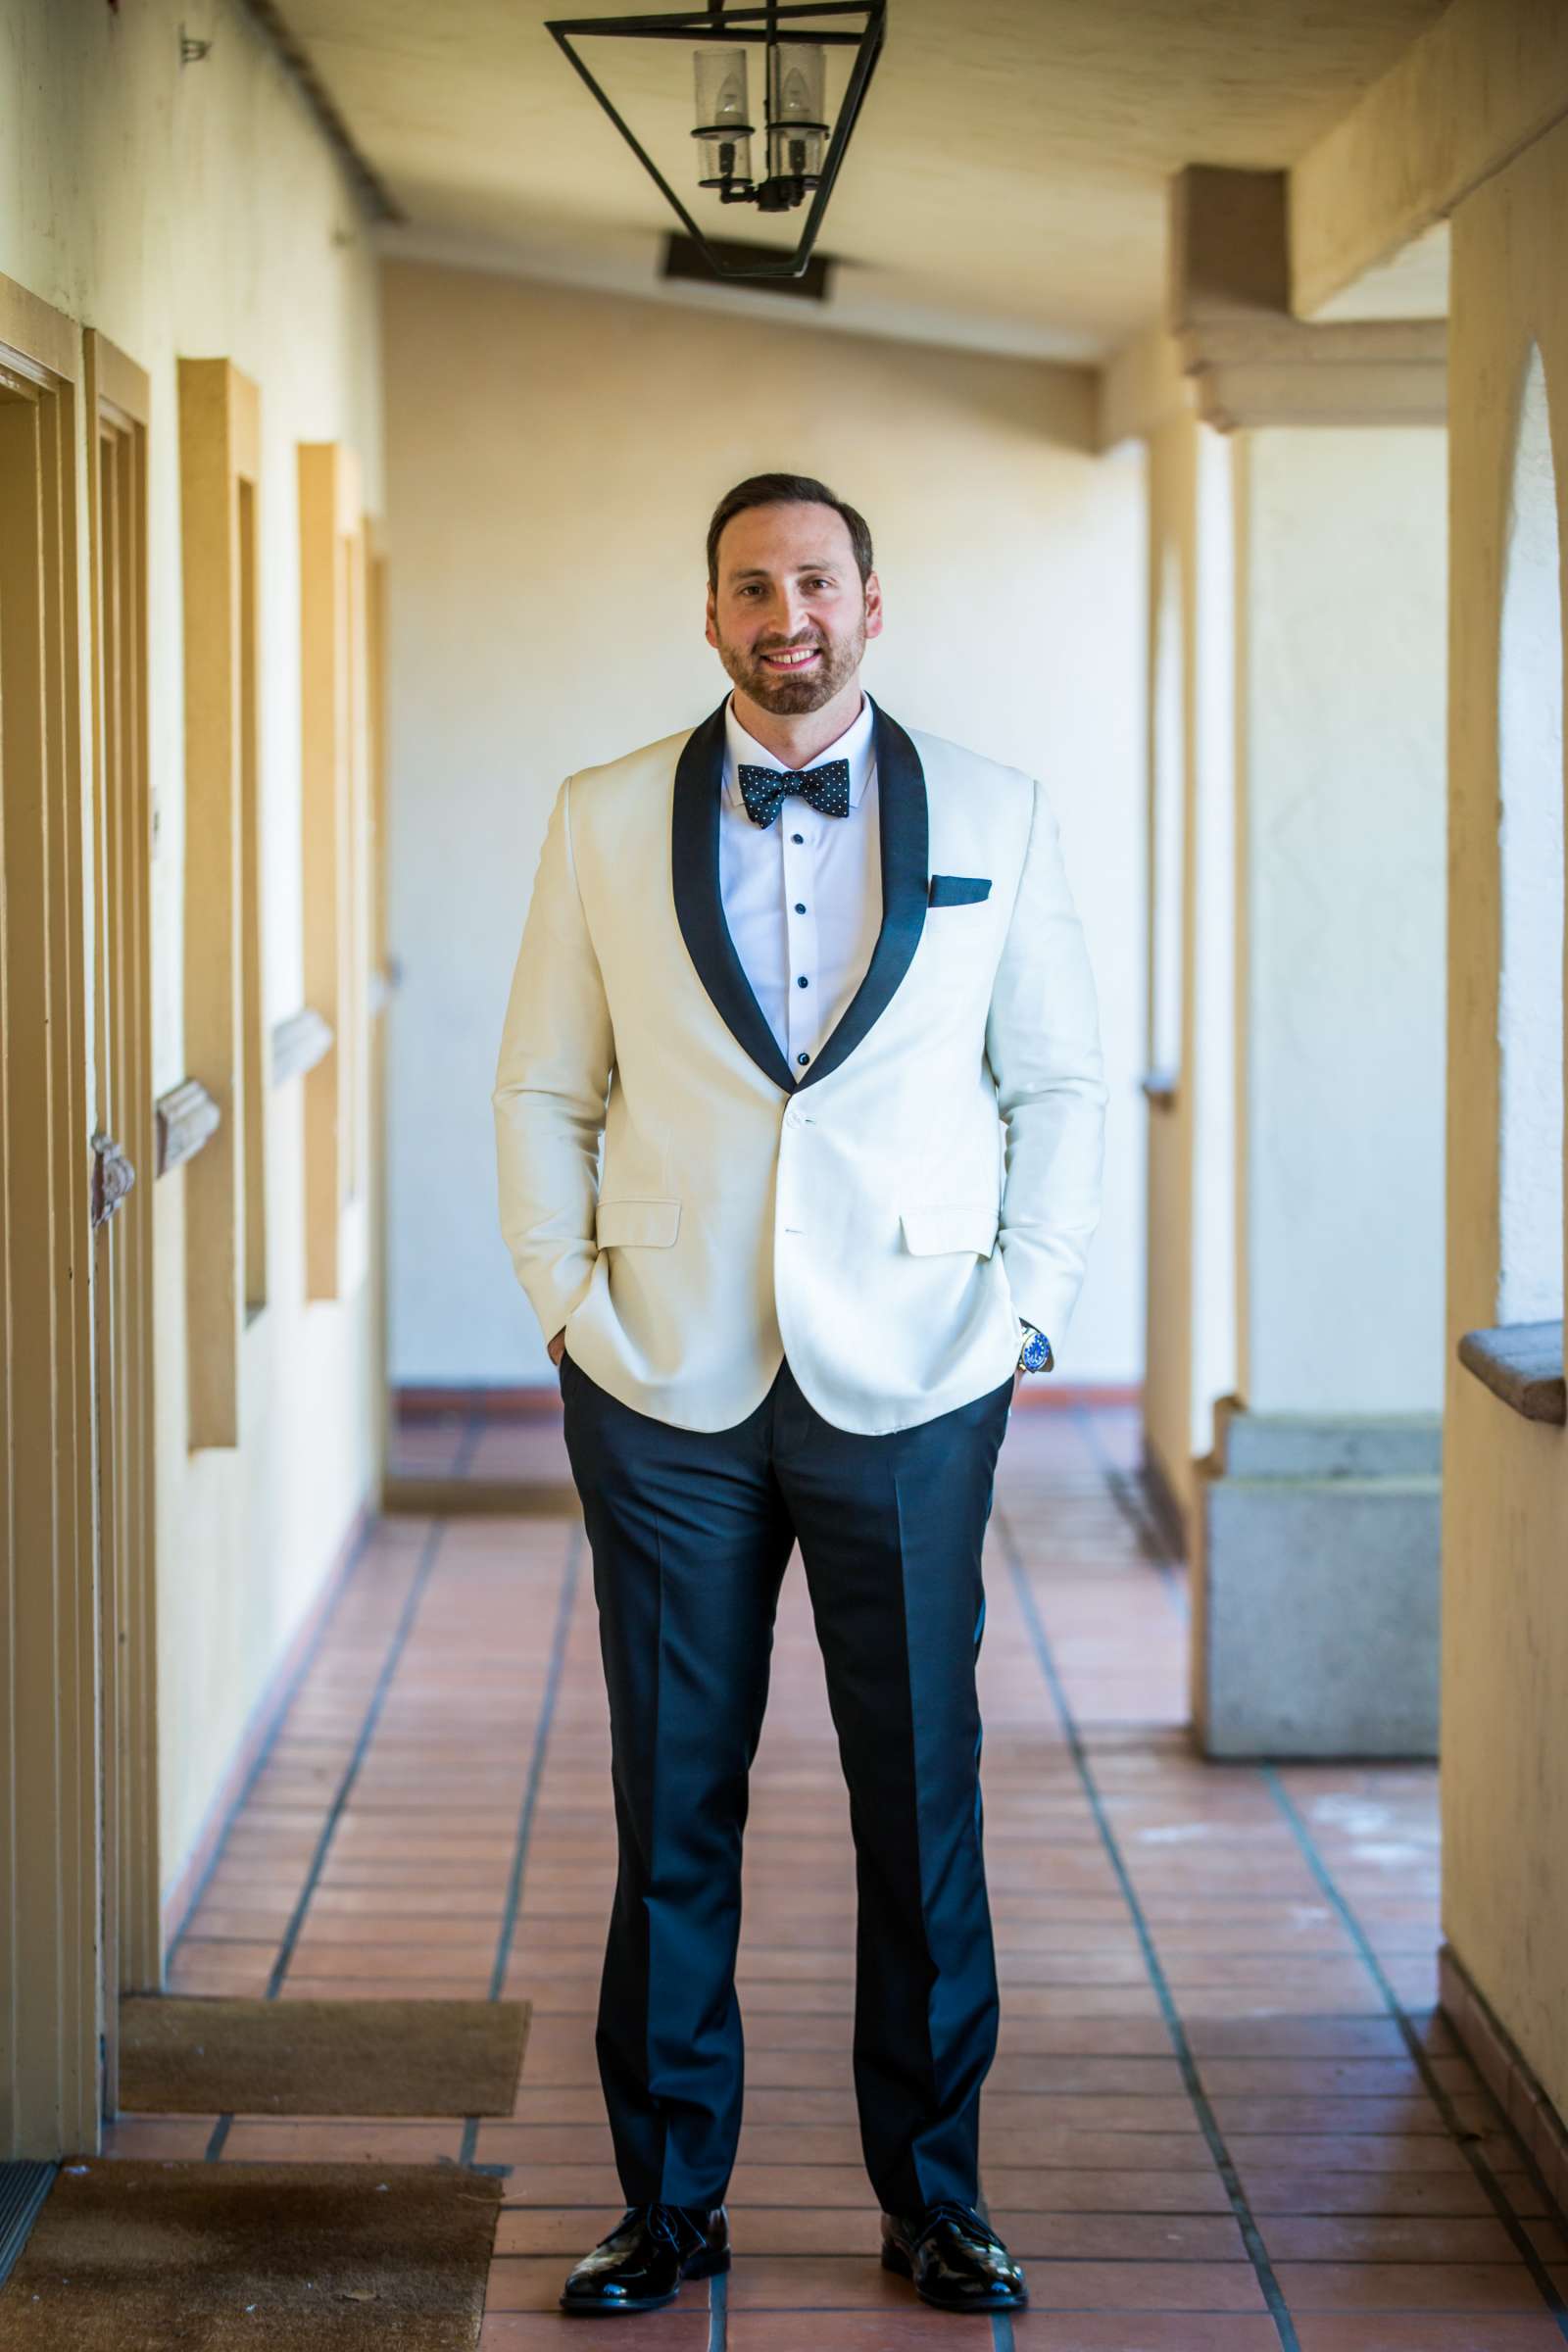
{"left": 493, "top": 474, "right": 1105, "bottom": 2318}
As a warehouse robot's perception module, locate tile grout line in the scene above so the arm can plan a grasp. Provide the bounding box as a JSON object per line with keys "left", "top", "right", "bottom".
{"left": 204, "top": 1523, "right": 447, "bottom": 2162}
{"left": 466, "top": 1511, "right": 729, "bottom": 2343}
{"left": 975, "top": 2173, "right": 1015, "bottom": 2346}
{"left": 459, "top": 1521, "right": 584, "bottom": 2173}
{"left": 994, "top": 1497, "right": 1302, "bottom": 2352}
{"left": 1073, "top": 1401, "right": 1188, "bottom": 1622}
{"left": 263, "top": 1520, "right": 448, "bottom": 2002}
{"left": 485, "top": 1523, "right": 584, "bottom": 2001}
{"left": 449, "top": 1409, "right": 485, "bottom": 1481}
{"left": 167, "top": 1509, "right": 383, "bottom": 1973}
{"left": 1260, "top": 1763, "right": 1568, "bottom": 2333}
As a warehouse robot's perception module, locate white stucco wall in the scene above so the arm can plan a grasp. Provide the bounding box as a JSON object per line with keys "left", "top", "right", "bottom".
{"left": 1241, "top": 425, "right": 1447, "bottom": 1416}
{"left": 381, "top": 260, "right": 1148, "bottom": 1389}
{"left": 0, "top": 0, "right": 385, "bottom": 1894}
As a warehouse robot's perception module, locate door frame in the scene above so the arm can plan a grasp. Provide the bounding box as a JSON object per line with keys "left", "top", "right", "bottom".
{"left": 0, "top": 270, "right": 100, "bottom": 2158}
{"left": 84, "top": 329, "right": 160, "bottom": 2105}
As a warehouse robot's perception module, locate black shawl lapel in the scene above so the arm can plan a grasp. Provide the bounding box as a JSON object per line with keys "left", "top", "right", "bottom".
{"left": 669, "top": 696, "right": 930, "bottom": 1098}
{"left": 799, "top": 702, "right": 928, "bottom": 1090}
{"left": 671, "top": 701, "right": 800, "bottom": 1095}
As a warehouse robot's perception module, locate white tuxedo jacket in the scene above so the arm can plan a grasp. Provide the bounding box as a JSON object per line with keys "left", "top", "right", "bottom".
{"left": 493, "top": 700, "right": 1105, "bottom": 1436}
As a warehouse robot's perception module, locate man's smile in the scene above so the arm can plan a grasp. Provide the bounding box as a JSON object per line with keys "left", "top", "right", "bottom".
{"left": 758, "top": 644, "right": 821, "bottom": 670}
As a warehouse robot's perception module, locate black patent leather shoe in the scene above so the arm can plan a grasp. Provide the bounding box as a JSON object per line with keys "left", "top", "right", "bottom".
{"left": 560, "top": 2203, "right": 729, "bottom": 2316}
{"left": 881, "top": 2202, "right": 1028, "bottom": 2312}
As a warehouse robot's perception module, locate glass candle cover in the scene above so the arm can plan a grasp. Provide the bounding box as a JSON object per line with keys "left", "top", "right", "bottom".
{"left": 767, "top": 43, "right": 827, "bottom": 182}
{"left": 693, "top": 46, "right": 754, "bottom": 186}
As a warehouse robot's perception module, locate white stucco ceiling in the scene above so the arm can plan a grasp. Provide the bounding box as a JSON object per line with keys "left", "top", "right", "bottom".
{"left": 279, "top": 0, "right": 1451, "bottom": 361}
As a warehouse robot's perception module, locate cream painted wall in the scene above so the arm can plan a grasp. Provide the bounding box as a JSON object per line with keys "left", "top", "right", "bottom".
{"left": 1240, "top": 425, "right": 1447, "bottom": 1417}
{"left": 381, "top": 260, "right": 1147, "bottom": 1389}
{"left": 1445, "top": 116, "right": 1568, "bottom": 2126}
{"left": 0, "top": 0, "right": 385, "bottom": 1899}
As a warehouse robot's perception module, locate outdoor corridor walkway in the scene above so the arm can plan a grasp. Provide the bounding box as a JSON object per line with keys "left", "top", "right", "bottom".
{"left": 118, "top": 1403, "right": 1568, "bottom": 2348}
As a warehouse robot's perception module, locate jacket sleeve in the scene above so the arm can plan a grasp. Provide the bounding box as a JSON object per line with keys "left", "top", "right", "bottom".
{"left": 491, "top": 774, "right": 613, "bottom": 1344}
{"left": 985, "top": 776, "right": 1107, "bottom": 1349}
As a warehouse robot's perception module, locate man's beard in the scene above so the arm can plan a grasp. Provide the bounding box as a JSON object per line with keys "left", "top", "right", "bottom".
{"left": 715, "top": 618, "right": 866, "bottom": 715}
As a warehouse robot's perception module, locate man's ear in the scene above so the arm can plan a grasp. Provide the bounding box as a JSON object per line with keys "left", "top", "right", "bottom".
{"left": 705, "top": 585, "right": 719, "bottom": 651}
{"left": 863, "top": 569, "right": 885, "bottom": 642}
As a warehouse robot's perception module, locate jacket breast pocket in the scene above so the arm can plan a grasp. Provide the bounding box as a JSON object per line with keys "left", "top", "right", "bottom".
{"left": 595, "top": 1198, "right": 681, "bottom": 1249}
{"left": 900, "top": 1204, "right": 998, "bottom": 1258}
{"left": 928, "top": 873, "right": 992, "bottom": 907}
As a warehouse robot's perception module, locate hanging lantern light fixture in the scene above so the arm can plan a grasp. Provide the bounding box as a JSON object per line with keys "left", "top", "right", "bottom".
{"left": 547, "top": 0, "right": 886, "bottom": 280}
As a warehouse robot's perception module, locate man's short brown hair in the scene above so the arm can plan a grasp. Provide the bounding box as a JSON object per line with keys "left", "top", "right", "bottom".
{"left": 707, "top": 472, "right": 874, "bottom": 591}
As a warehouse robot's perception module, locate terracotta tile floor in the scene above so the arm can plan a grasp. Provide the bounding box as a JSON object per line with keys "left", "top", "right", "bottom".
{"left": 389, "top": 1398, "right": 575, "bottom": 1487}
{"left": 111, "top": 1401, "right": 1568, "bottom": 2349}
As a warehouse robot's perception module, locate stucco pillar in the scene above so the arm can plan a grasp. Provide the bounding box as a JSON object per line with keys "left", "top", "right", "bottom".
{"left": 1153, "top": 169, "right": 1451, "bottom": 1756}
{"left": 1140, "top": 408, "right": 1240, "bottom": 1551}
{"left": 1192, "top": 422, "right": 1447, "bottom": 1758}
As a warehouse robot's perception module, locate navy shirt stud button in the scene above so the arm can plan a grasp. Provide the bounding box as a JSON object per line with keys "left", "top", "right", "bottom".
{"left": 791, "top": 832, "right": 804, "bottom": 844}
{"left": 797, "top": 1052, "right": 809, "bottom": 1065}
{"left": 797, "top": 975, "right": 808, "bottom": 988}
{"left": 794, "top": 902, "right": 806, "bottom": 913}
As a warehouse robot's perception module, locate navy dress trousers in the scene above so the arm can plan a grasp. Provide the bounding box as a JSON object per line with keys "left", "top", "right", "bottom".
{"left": 559, "top": 1341, "right": 1014, "bottom": 2219}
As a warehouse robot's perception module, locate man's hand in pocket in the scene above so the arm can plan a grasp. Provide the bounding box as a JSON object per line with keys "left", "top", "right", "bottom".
{"left": 548, "top": 1329, "right": 566, "bottom": 1368}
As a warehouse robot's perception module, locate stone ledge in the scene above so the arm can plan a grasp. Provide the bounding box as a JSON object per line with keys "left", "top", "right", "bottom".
{"left": 1457, "top": 1322, "right": 1565, "bottom": 1427}
{"left": 1440, "top": 1943, "right": 1568, "bottom": 2220}
{"left": 1222, "top": 1410, "right": 1442, "bottom": 1481}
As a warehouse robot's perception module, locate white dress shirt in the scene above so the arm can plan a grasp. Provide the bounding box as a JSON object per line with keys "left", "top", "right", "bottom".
{"left": 718, "top": 693, "right": 881, "bottom": 1075}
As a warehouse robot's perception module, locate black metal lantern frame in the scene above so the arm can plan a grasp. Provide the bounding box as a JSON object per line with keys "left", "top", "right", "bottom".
{"left": 546, "top": 0, "right": 886, "bottom": 281}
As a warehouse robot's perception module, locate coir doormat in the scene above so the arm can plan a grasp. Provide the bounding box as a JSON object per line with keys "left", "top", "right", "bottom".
{"left": 0, "top": 2159, "right": 503, "bottom": 2349}
{"left": 118, "top": 1997, "right": 529, "bottom": 2118}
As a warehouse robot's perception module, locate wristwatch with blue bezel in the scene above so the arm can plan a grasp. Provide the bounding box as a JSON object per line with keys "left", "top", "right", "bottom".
{"left": 1018, "top": 1322, "right": 1054, "bottom": 1374}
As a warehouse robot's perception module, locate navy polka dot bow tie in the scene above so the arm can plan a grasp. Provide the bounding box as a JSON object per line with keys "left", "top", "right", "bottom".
{"left": 737, "top": 758, "right": 852, "bottom": 829}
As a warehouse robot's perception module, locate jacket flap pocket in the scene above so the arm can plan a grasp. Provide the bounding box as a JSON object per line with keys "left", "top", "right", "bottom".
{"left": 900, "top": 1204, "right": 998, "bottom": 1258}
{"left": 596, "top": 1198, "right": 681, "bottom": 1249}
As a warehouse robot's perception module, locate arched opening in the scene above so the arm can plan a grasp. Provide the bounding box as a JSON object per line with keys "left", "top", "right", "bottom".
{"left": 1497, "top": 345, "right": 1565, "bottom": 1325}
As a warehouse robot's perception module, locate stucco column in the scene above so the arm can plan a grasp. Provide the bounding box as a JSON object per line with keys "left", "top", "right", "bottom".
{"left": 1192, "top": 421, "right": 1448, "bottom": 1757}
{"left": 1139, "top": 405, "right": 1240, "bottom": 1551}
{"left": 1137, "top": 167, "right": 1452, "bottom": 1757}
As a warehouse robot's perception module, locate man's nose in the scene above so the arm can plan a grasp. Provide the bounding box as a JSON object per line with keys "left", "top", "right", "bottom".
{"left": 773, "top": 586, "right": 809, "bottom": 640}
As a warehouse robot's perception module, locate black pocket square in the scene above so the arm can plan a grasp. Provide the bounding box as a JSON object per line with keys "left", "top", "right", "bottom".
{"left": 928, "top": 873, "right": 992, "bottom": 906}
